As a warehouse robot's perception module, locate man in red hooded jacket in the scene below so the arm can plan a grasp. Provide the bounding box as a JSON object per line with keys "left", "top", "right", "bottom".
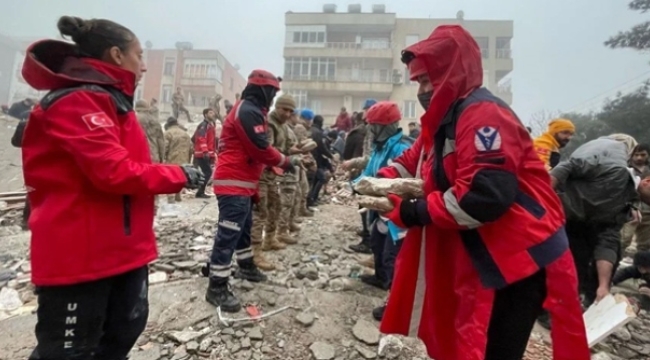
{"left": 376, "top": 25, "right": 590, "bottom": 360}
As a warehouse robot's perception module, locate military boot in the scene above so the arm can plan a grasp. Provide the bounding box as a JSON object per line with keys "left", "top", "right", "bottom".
{"left": 252, "top": 245, "right": 276, "bottom": 271}
{"left": 293, "top": 217, "right": 304, "bottom": 224}
{"left": 289, "top": 222, "right": 301, "bottom": 233}
{"left": 277, "top": 229, "right": 298, "bottom": 245}
{"left": 262, "top": 231, "right": 287, "bottom": 251}
{"left": 358, "top": 256, "right": 375, "bottom": 269}
{"left": 300, "top": 207, "right": 314, "bottom": 217}
{"left": 174, "top": 193, "right": 182, "bottom": 202}
{"left": 205, "top": 279, "right": 241, "bottom": 313}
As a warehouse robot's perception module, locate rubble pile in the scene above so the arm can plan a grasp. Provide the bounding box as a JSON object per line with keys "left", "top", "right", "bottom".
{"left": 0, "top": 190, "right": 26, "bottom": 228}
{"left": 592, "top": 313, "right": 650, "bottom": 359}
{"left": 0, "top": 256, "right": 36, "bottom": 322}
{"left": 0, "top": 115, "right": 24, "bottom": 193}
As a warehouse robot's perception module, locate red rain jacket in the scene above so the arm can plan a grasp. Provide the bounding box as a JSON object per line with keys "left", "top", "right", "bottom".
{"left": 21, "top": 40, "right": 187, "bottom": 286}
{"left": 213, "top": 94, "right": 291, "bottom": 196}
{"left": 379, "top": 26, "right": 590, "bottom": 360}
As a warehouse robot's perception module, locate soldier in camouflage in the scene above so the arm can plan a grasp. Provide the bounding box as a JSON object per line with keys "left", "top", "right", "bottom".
{"left": 135, "top": 100, "right": 165, "bottom": 163}
{"left": 292, "top": 109, "right": 317, "bottom": 217}
{"left": 209, "top": 93, "right": 223, "bottom": 121}
{"left": 172, "top": 87, "right": 192, "bottom": 122}
{"left": 164, "top": 117, "right": 193, "bottom": 203}
{"left": 150, "top": 98, "right": 160, "bottom": 120}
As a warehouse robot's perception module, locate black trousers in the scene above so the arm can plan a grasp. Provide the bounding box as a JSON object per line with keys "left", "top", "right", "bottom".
{"left": 369, "top": 223, "right": 402, "bottom": 289}
{"left": 195, "top": 157, "right": 213, "bottom": 196}
{"left": 29, "top": 266, "right": 149, "bottom": 360}
{"left": 307, "top": 168, "right": 326, "bottom": 206}
{"left": 485, "top": 269, "right": 547, "bottom": 360}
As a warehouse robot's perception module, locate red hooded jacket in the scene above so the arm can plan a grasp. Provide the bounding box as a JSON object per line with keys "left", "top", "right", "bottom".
{"left": 21, "top": 40, "right": 187, "bottom": 286}
{"left": 379, "top": 26, "right": 590, "bottom": 360}
{"left": 213, "top": 84, "right": 291, "bottom": 196}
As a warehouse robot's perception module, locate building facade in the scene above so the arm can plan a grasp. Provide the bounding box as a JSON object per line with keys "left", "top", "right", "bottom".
{"left": 141, "top": 44, "right": 247, "bottom": 120}
{"left": 282, "top": 4, "right": 513, "bottom": 126}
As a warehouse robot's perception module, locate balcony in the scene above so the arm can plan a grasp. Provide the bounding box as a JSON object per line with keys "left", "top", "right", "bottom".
{"left": 284, "top": 42, "right": 393, "bottom": 59}
{"left": 282, "top": 72, "right": 394, "bottom": 95}
{"left": 179, "top": 77, "right": 218, "bottom": 87}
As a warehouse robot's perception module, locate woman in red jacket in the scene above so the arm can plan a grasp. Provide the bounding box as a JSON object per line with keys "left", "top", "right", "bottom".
{"left": 22, "top": 16, "right": 204, "bottom": 359}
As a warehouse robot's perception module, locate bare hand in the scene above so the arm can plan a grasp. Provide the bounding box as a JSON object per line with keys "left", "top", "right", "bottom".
{"left": 639, "top": 287, "right": 650, "bottom": 297}
{"left": 595, "top": 286, "right": 610, "bottom": 303}
{"left": 289, "top": 145, "right": 302, "bottom": 155}
{"left": 341, "top": 160, "right": 352, "bottom": 171}
{"left": 631, "top": 209, "right": 642, "bottom": 224}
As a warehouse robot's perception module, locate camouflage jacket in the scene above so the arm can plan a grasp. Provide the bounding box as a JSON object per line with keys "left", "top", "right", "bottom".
{"left": 260, "top": 111, "right": 296, "bottom": 183}
{"left": 136, "top": 107, "right": 165, "bottom": 163}
{"left": 164, "top": 125, "right": 193, "bottom": 165}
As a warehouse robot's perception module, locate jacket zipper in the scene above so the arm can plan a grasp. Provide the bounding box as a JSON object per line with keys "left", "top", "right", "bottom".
{"left": 123, "top": 195, "right": 132, "bottom": 235}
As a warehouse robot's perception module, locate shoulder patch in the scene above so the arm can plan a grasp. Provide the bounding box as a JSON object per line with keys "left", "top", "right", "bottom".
{"left": 474, "top": 126, "right": 501, "bottom": 152}
{"left": 253, "top": 124, "right": 265, "bottom": 133}
{"left": 82, "top": 112, "right": 114, "bottom": 131}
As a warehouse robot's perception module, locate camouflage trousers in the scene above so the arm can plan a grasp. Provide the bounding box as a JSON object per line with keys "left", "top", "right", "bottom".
{"left": 621, "top": 209, "right": 650, "bottom": 253}
{"left": 251, "top": 181, "right": 280, "bottom": 245}
{"left": 278, "top": 181, "right": 298, "bottom": 231}
{"left": 292, "top": 168, "right": 310, "bottom": 216}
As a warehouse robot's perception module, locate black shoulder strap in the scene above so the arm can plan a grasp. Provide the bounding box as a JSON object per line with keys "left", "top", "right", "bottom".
{"left": 40, "top": 84, "right": 133, "bottom": 115}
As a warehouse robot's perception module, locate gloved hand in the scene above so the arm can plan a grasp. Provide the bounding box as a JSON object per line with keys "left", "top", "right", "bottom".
{"left": 377, "top": 166, "right": 400, "bottom": 179}
{"left": 202, "top": 152, "right": 210, "bottom": 161}
{"left": 383, "top": 193, "right": 431, "bottom": 228}
{"left": 180, "top": 165, "right": 206, "bottom": 189}
{"left": 281, "top": 156, "right": 301, "bottom": 174}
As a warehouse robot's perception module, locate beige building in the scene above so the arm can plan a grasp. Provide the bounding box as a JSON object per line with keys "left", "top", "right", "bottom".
{"left": 282, "top": 4, "right": 513, "bottom": 126}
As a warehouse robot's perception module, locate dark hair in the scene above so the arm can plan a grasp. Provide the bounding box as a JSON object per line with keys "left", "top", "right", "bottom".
{"left": 408, "top": 122, "right": 416, "bottom": 127}
{"left": 634, "top": 144, "right": 650, "bottom": 154}
{"left": 634, "top": 251, "right": 650, "bottom": 268}
{"left": 313, "top": 115, "right": 324, "bottom": 127}
{"left": 203, "top": 108, "right": 213, "bottom": 117}
{"left": 57, "top": 16, "right": 136, "bottom": 59}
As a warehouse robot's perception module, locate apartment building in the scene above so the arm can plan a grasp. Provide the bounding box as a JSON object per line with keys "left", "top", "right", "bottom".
{"left": 141, "top": 43, "right": 247, "bottom": 119}
{"left": 282, "top": 4, "right": 513, "bottom": 126}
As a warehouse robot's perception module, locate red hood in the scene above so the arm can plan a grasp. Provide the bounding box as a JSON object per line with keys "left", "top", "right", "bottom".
{"left": 403, "top": 25, "right": 483, "bottom": 151}
{"left": 22, "top": 40, "right": 136, "bottom": 96}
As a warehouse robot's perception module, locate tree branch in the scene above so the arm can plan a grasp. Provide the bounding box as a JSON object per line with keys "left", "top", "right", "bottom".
{"left": 629, "top": 0, "right": 650, "bottom": 13}
{"left": 605, "top": 21, "right": 650, "bottom": 50}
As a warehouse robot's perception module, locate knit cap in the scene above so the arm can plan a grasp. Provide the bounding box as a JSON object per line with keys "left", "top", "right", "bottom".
{"left": 275, "top": 94, "right": 296, "bottom": 110}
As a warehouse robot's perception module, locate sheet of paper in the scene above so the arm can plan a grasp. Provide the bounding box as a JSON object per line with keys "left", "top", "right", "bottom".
{"left": 583, "top": 294, "right": 636, "bottom": 347}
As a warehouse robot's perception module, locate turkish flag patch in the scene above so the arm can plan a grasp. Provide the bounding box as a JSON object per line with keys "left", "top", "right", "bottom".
{"left": 253, "top": 125, "right": 265, "bottom": 133}
{"left": 82, "top": 112, "right": 115, "bottom": 131}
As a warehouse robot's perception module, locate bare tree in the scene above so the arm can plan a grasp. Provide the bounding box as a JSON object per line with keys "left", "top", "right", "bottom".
{"left": 526, "top": 109, "right": 562, "bottom": 137}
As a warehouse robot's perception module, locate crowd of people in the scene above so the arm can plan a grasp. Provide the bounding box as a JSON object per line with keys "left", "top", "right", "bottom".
{"left": 8, "top": 13, "right": 650, "bottom": 360}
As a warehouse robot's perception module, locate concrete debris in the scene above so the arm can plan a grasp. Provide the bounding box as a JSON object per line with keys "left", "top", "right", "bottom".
{"left": 295, "top": 312, "right": 315, "bottom": 327}
{"left": 352, "top": 319, "right": 380, "bottom": 345}
{"left": 378, "top": 335, "right": 404, "bottom": 359}
{"left": 0, "top": 287, "right": 22, "bottom": 311}
{"left": 309, "top": 341, "right": 336, "bottom": 360}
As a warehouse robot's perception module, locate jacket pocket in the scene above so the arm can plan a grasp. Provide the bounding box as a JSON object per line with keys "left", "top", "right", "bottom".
{"left": 514, "top": 191, "right": 546, "bottom": 220}
{"left": 123, "top": 195, "right": 132, "bottom": 235}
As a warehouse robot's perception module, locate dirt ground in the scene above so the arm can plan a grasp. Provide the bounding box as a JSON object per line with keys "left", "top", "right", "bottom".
{"left": 0, "top": 115, "right": 25, "bottom": 192}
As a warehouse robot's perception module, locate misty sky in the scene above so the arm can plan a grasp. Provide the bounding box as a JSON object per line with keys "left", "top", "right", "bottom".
{"left": 0, "top": 0, "right": 647, "bottom": 122}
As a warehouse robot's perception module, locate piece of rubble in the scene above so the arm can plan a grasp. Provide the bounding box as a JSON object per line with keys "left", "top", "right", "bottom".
{"left": 352, "top": 320, "right": 380, "bottom": 345}
{"left": 0, "top": 287, "right": 22, "bottom": 311}
{"left": 296, "top": 312, "right": 315, "bottom": 327}
{"left": 591, "top": 353, "right": 614, "bottom": 360}
{"left": 378, "top": 335, "right": 404, "bottom": 359}
{"left": 0, "top": 268, "right": 16, "bottom": 282}
{"left": 148, "top": 271, "right": 168, "bottom": 284}
{"left": 165, "top": 330, "right": 203, "bottom": 344}
{"left": 185, "top": 341, "right": 199, "bottom": 353}
{"left": 357, "top": 195, "right": 394, "bottom": 212}
{"left": 309, "top": 341, "right": 336, "bottom": 360}
{"left": 199, "top": 337, "right": 212, "bottom": 352}
{"left": 355, "top": 345, "right": 377, "bottom": 359}
{"left": 171, "top": 260, "right": 198, "bottom": 270}
{"left": 241, "top": 337, "right": 251, "bottom": 349}
{"left": 353, "top": 177, "right": 424, "bottom": 198}
{"left": 248, "top": 327, "right": 263, "bottom": 340}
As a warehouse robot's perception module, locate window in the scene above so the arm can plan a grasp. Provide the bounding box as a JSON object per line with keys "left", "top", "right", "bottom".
{"left": 292, "top": 31, "right": 326, "bottom": 44}
{"left": 403, "top": 101, "right": 417, "bottom": 119}
{"left": 405, "top": 35, "right": 419, "bottom": 47}
{"left": 474, "top": 37, "right": 489, "bottom": 59}
{"left": 362, "top": 38, "right": 390, "bottom": 49}
{"left": 183, "top": 60, "right": 222, "bottom": 81}
{"left": 496, "top": 37, "right": 511, "bottom": 59}
{"left": 403, "top": 69, "right": 416, "bottom": 85}
{"left": 287, "top": 90, "right": 309, "bottom": 109}
{"left": 284, "top": 57, "right": 336, "bottom": 80}
{"left": 162, "top": 85, "right": 173, "bottom": 104}
{"left": 163, "top": 58, "right": 175, "bottom": 76}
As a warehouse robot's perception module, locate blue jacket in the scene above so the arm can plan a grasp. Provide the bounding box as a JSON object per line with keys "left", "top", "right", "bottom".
{"left": 353, "top": 129, "right": 413, "bottom": 240}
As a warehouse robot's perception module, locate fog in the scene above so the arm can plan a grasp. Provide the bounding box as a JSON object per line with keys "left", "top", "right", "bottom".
{"left": 0, "top": 0, "right": 646, "bottom": 120}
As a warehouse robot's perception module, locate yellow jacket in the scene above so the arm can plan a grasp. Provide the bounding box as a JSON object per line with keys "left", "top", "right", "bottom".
{"left": 533, "top": 133, "right": 559, "bottom": 171}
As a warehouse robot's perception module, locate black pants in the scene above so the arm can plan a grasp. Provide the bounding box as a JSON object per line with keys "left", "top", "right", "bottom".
{"left": 369, "top": 223, "right": 402, "bottom": 289}
{"left": 23, "top": 201, "right": 31, "bottom": 230}
{"left": 307, "top": 168, "right": 326, "bottom": 206}
{"left": 195, "top": 157, "right": 213, "bottom": 196}
{"left": 485, "top": 269, "right": 547, "bottom": 360}
{"left": 566, "top": 220, "right": 621, "bottom": 306}
{"left": 29, "top": 266, "right": 149, "bottom": 360}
